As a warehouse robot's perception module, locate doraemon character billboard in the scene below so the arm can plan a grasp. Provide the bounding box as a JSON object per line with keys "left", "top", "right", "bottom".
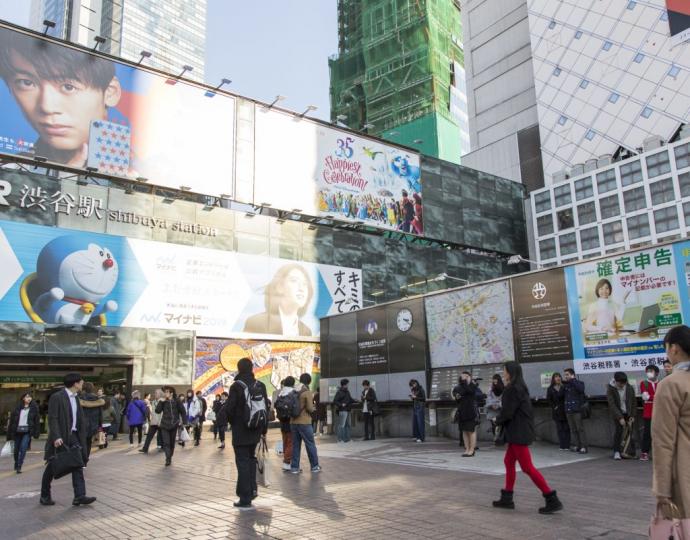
{"left": 253, "top": 109, "right": 424, "bottom": 235}
{"left": 0, "top": 220, "right": 362, "bottom": 338}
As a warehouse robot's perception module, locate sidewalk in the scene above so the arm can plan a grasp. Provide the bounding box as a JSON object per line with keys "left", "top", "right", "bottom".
{"left": 0, "top": 431, "right": 654, "bottom": 539}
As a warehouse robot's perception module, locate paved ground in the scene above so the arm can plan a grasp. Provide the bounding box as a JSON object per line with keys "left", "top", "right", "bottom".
{"left": 0, "top": 430, "right": 654, "bottom": 540}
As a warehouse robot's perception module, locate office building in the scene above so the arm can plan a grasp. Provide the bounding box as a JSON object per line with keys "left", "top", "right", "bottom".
{"left": 329, "top": 0, "right": 469, "bottom": 164}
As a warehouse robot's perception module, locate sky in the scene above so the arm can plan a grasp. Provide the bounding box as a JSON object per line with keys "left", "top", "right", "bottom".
{"left": 0, "top": 0, "right": 337, "bottom": 121}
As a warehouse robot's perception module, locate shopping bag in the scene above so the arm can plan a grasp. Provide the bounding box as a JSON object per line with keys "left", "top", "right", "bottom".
{"left": 48, "top": 445, "right": 85, "bottom": 479}
{"left": 178, "top": 426, "right": 191, "bottom": 443}
{"left": 257, "top": 435, "right": 271, "bottom": 488}
{"left": 649, "top": 502, "right": 690, "bottom": 540}
{"left": 275, "top": 440, "right": 283, "bottom": 455}
{"left": 621, "top": 422, "right": 636, "bottom": 458}
{"left": 1, "top": 440, "right": 13, "bottom": 458}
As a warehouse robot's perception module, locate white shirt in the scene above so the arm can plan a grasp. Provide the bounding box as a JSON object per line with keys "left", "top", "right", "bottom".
{"left": 18, "top": 407, "right": 29, "bottom": 427}
{"left": 362, "top": 390, "right": 369, "bottom": 413}
{"left": 279, "top": 307, "right": 300, "bottom": 336}
{"left": 65, "top": 388, "right": 78, "bottom": 432}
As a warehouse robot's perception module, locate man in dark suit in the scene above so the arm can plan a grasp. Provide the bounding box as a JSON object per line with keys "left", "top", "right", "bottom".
{"left": 40, "top": 373, "right": 96, "bottom": 506}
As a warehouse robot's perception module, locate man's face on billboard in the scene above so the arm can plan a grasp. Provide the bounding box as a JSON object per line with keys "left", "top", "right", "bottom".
{"left": 6, "top": 50, "right": 120, "bottom": 160}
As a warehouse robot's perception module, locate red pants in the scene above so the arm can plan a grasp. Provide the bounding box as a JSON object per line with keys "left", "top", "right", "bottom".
{"left": 281, "top": 430, "right": 293, "bottom": 464}
{"left": 504, "top": 443, "right": 551, "bottom": 494}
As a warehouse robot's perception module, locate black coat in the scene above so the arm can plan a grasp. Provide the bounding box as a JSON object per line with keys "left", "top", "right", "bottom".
{"left": 79, "top": 393, "right": 105, "bottom": 438}
{"left": 222, "top": 372, "right": 269, "bottom": 447}
{"left": 452, "top": 381, "right": 477, "bottom": 422}
{"left": 7, "top": 402, "right": 40, "bottom": 440}
{"left": 156, "top": 397, "right": 186, "bottom": 430}
{"left": 496, "top": 384, "right": 535, "bottom": 446}
{"left": 334, "top": 388, "right": 355, "bottom": 412}
{"left": 546, "top": 384, "right": 567, "bottom": 422}
{"left": 361, "top": 387, "right": 379, "bottom": 414}
{"left": 44, "top": 388, "right": 89, "bottom": 463}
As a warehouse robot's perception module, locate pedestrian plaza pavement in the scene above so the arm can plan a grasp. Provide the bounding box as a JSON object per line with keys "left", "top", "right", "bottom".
{"left": 0, "top": 430, "right": 654, "bottom": 539}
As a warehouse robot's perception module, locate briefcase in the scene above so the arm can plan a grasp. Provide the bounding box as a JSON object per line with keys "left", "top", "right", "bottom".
{"left": 49, "top": 445, "right": 85, "bottom": 479}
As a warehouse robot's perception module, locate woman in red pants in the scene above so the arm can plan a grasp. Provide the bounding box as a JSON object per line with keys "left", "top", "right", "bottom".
{"left": 493, "top": 362, "right": 563, "bottom": 514}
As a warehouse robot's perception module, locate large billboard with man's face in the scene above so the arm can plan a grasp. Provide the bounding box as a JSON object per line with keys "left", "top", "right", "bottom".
{"left": 0, "top": 25, "right": 234, "bottom": 196}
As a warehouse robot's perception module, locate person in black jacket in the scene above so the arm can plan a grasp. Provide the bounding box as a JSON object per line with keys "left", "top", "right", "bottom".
{"left": 361, "top": 380, "right": 378, "bottom": 441}
{"left": 452, "top": 372, "right": 478, "bottom": 456}
{"left": 6, "top": 393, "right": 40, "bottom": 473}
{"left": 221, "top": 357, "right": 269, "bottom": 509}
{"left": 155, "top": 386, "right": 187, "bottom": 466}
{"left": 563, "top": 368, "right": 588, "bottom": 453}
{"left": 493, "top": 362, "right": 563, "bottom": 514}
{"left": 546, "top": 373, "right": 570, "bottom": 451}
{"left": 40, "top": 373, "right": 96, "bottom": 506}
{"left": 333, "top": 379, "right": 355, "bottom": 443}
{"left": 213, "top": 392, "right": 229, "bottom": 449}
{"left": 79, "top": 382, "right": 104, "bottom": 459}
{"left": 409, "top": 379, "right": 426, "bottom": 442}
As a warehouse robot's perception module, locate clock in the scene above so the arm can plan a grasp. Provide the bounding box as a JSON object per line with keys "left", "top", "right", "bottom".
{"left": 396, "top": 308, "right": 413, "bottom": 332}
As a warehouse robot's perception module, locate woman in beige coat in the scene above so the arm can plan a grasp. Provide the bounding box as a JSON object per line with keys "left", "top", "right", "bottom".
{"left": 652, "top": 325, "right": 690, "bottom": 518}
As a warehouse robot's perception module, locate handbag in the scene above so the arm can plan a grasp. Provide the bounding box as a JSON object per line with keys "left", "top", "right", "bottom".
{"left": 581, "top": 400, "right": 592, "bottom": 420}
{"left": 48, "top": 444, "right": 84, "bottom": 479}
{"left": 649, "top": 502, "right": 690, "bottom": 540}
{"left": 95, "top": 430, "right": 106, "bottom": 447}
{"left": 256, "top": 435, "right": 271, "bottom": 488}
{"left": 178, "top": 426, "right": 191, "bottom": 443}
{"left": 1, "top": 440, "right": 13, "bottom": 458}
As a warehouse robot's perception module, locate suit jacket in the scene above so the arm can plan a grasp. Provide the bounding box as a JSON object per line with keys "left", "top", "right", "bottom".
{"left": 243, "top": 312, "right": 312, "bottom": 337}
{"left": 44, "top": 389, "right": 88, "bottom": 463}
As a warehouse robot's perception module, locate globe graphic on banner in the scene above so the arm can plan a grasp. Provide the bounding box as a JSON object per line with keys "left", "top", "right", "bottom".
{"left": 532, "top": 282, "right": 547, "bottom": 300}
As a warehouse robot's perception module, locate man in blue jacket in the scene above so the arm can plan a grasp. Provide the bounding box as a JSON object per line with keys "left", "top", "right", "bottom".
{"left": 563, "top": 368, "right": 588, "bottom": 453}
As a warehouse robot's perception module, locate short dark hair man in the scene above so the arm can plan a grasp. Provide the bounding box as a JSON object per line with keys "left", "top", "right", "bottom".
{"left": 222, "top": 357, "right": 268, "bottom": 509}
{"left": 607, "top": 371, "right": 637, "bottom": 460}
{"left": 290, "top": 373, "right": 321, "bottom": 474}
{"left": 40, "top": 373, "right": 96, "bottom": 506}
{"left": 663, "top": 359, "right": 673, "bottom": 377}
{"left": 563, "top": 368, "right": 588, "bottom": 454}
{"left": 333, "top": 378, "right": 355, "bottom": 443}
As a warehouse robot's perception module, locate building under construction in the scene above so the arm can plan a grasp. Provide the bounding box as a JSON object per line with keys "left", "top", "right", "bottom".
{"left": 329, "top": 0, "right": 468, "bottom": 164}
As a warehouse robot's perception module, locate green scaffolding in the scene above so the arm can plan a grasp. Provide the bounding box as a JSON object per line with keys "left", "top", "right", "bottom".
{"left": 329, "top": 0, "right": 464, "bottom": 158}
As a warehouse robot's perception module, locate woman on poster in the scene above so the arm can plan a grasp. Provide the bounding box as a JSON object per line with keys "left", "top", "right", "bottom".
{"left": 583, "top": 278, "right": 621, "bottom": 334}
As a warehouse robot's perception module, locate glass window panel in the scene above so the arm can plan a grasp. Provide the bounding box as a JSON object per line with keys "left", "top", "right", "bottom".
{"left": 559, "top": 233, "right": 577, "bottom": 255}
{"left": 574, "top": 177, "right": 593, "bottom": 200}
{"left": 623, "top": 186, "right": 647, "bottom": 212}
{"left": 579, "top": 226, "right": 600, "bottom": 250}
{"left": 653, "top": 206, "right": 679, "bottom": 233}
{"left": 650, "top": 177, "right": 676, "bottom": 205}
{"left": 539, "top": 238, "right": 556, "bottom": 260}
{"left": 577, "top": 201, "right": 596, "bottom": 225}
{"left": 557, "top": 208, "right": 574, "bottom": 230}
{"left": 596, "top": 168, "right": 617, "bottom": 193}
{"left": 534, "top": 191, "right": 552, "bottom": 213}
{"left": 627, "top": 213, "right": 650, "bottom": 239}
{"left": 599, "top": 194, "right": 620, "bottom": 219}
{"left": 602, "top": 220, "right": 624, "bottom": 245}
{"left": 646, "top": 151, "right": 671, "bottom": 179}
{"left": 620, "top": 160, "right": 643, "bottom": 186}
{"left": 678, "top": 172, "right": 690, "bottom": 197}
{"left": 554, "top": 184, "right": 572, "bottom": 206}
{"left": 675, "top": 142, "right": 690, "bottom": 170}
{"left": 537, "top": 214, "right": 554, "bottom": 236}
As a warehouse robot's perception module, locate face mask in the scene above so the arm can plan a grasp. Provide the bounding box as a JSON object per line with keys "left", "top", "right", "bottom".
{"left": 646, "top": 372, "right": 656, "bottom": 380}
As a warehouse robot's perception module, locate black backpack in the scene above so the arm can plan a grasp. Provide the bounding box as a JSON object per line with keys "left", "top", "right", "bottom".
{"left": 274, "top": 390, "right": 301, "bottom": 420}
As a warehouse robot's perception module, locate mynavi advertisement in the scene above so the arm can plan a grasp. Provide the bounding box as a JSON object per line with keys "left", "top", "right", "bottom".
{"left": 0, "top": 220, "right": 361, "bottom": 338}
{"left": 565, "top": 245, "right": 684, "bottom": 374}
{"left": 254, "top": 109, "right": 423, "bottom": 234}
{"left": 0, "top": 25, "right": 234, "bottom": 196}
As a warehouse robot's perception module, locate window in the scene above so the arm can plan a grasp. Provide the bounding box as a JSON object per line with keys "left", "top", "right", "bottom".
{"left": 554, "top": 185, "right": 572, "bottom": 206}
{"left": 579, "top": 227, "right": 600, "bottom": 250}
{"left": 537, "top": 214, "right": 554, "bottom": 236}
{"left": 599, "top": 194, "right": 620, "bottom": 219}
{"left": 608, "top": 92, "right": 620, "bottom": 103}
{"left": 575, "top": 177, "right": 593, "bottom": 200}
{"left": 585, "top": 129, "right": 596, "bottom": 141}
{"left": 620, "top": 160, "right": 643, "bottom": 186}
{"left": 596, "top": 168, "right": 617, "bottom": 193}
{"left": 553, "top": 67, "right": 562, "bottom": 76}
{"left": 641, "top": 107, "right": 653, "bottom": 118}
{"left": 650, "top": 177, "right": 676, "bottom": 204}
{"left": 669, "top": 65, "right": 680, "bottom": 78}
{"left": 548, "top": 20, "right": 556, "bottom": 29}
{"left": 627, "top": 1, "right": 637, "bottom": 8}
{"left": 634, "top": 53, "right": 645, "bottom": 63}
{"left": 534, "top": 191, "right": 552, "bottom": 213}
{"left": 646, "top": 151, "right": 671, "bottom": 178}
{"left": 661, "top": 11, "right": 669, "bottom": 21}
{"left": 558, "top": 115, "right": 567, "bottom": 126}
{"left": 679, "top": 172, "right": 690, "bottom": 197}
{"left": 539, "top": 238, "right": 556, "bottom": 260}
{"left": 684, "top": 202, "right": 690, "bottom": 227}
{"left": 557, "top": 208, "right": 574, "bottom": 230}
{"left": 623, "top": 186, "right": 648, "bottom": 212}
{"left": 577, "top": 201, "right": 597, "bottom": 225}
{"left": 675, "top": 142, "right": 690, "bottom": 169}
{"left": 654, "top": 206, "right": 679, "bottom": 234}
{"left": 579, "top": 79, "right": 589, "bottom": 89}
{"left": 575, "top": 30, "right": 583, "bottom": 39}
{"left": 602, "top": 41, "right": 612, "bottom": 51}
{"left": 603, "top": 221, "right": 624, "bottom": 245}
{"left": 627, "top": 213, "right": 650, "bottom": 240}
{"left": 559, "top": 233, "right": 577, "bottom": 256}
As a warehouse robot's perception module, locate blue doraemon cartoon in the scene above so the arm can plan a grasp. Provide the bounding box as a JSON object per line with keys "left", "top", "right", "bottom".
{"left": 390, "top": 154, "right": 421, "bottom": 194}
{"left": 21, "top": 236, "right": 119, "bottom": 325}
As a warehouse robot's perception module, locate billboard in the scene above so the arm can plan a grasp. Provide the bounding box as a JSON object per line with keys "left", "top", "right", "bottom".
{"left": 565, "top": 245, "right": 683, "bottom": 374}
{"left": 0, "top": 220, "right": 361, "bottom": 338}
{"left": 666, "top": 0, "right": 690, "bottom": 46}
{"left": 511, "top": 268, "right": 573, "bottom": 363}
{"left": 254, "top": 109, "right": 423, "bottom": 234}
{"left": 0, "top": 25, "right": 234, "bottom": 196}
{"left": 356, "top": 306, "right": 388, "bottom": 374}
{"left": 425, "top": 280, "right": 515, "bottom": 368}
{"left": 193, "top": 338, "right": 320, "bottom": 400}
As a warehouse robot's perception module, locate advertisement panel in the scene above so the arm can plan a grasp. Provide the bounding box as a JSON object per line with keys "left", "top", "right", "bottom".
{"left": 425, "top": 280, "right": 515, "bottom": 368}
{"left": 565, "top": 245, "right": 683, "bottom": 374}
{"left": 0, "top": 220, "right": 361, "bottom": 338}
{"left": 193, "top": 338, "right": 320, "bottom": 400}
{"left": 0, "top": 25, "right": 234, "bottom": 196}
{"left": 356, "top": 306, "right": 388, "bottom": 375}
{"left": 666, "top": 0, "right": 690, "bottom": 46}
{"left": 510, "top": 268, "right": 573, "bottom": 363}
{"left": 254, "top": 109, "right": 423, "bottom": 233}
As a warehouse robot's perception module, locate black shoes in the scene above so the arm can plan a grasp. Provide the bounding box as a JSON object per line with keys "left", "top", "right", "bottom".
{"left": 538, "top": 491, "right": 563, "bottom": 514}
{"left": 194, "top": 441, "right": 200, "bottom": 447}
{"left": 72, "top": 496, "right": 97, "bottom": 506}
{"left": 233, "top": 501, "right": 253, "bottom": 509}
{"left": 39, "top": 497, "right": 55, "bottom": 506}
{"left": 14, "top": 466, "right": 21, "bottom": 474}
{"left": 492, "top": 489, "right": 515, "bottom": 509}
{"left": 165, "top": 459, "right": 171, "bottom": 466}
{"left": 138, "top": 448, "right": 148, "bottom": 454}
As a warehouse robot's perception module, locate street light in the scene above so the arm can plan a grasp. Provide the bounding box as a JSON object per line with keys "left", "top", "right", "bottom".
{"left": 299, "top": 105, "right": 318, "bottom": 118}
{"left": 42, "top": 19, "right": 56, "bottom": 35}
{"left": 205, "top": 78, "right": 231, "bottom": 98}
{"left": 137, "top": 50, "right": 152, "bottom": 65}
{"left": 435, "top": 272, "right": 470, "bottom": 285}
{"left": 268, "top": 95, "right": 286, "bottom": 109}
{"left": 508, "top": 255, "right": 542, "bottom": 269}
{"left": 92, "top": 35, "right": 106, "bottom": 51}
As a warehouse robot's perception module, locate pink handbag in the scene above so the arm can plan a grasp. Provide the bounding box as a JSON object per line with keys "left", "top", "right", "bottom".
{"left": 649, "top": 503, "right": 690, "bottom": 540}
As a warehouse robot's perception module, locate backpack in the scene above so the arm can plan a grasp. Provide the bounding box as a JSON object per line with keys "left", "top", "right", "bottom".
{"left": 274, "top": 390, "right": 301, "bottom": 420}
{"left": 236, "top": 380, "right": 268, "bottom": 431}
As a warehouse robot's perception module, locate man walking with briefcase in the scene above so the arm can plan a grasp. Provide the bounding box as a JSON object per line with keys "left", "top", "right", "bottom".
{"left": 40, "top": 373, "right": 96, "bottom": 506}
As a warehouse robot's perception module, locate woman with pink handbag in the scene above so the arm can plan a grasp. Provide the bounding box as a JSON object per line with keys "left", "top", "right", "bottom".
{"left": 649, "top": 326, "right": 690, "bottom": 538}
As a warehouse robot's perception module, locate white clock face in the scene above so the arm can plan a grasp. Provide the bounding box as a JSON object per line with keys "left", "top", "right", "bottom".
{"left": 397, "top": 308, "right": 413, "bottom": 332}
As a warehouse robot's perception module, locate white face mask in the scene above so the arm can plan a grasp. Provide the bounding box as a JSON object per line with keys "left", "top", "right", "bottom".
{"left": 646, "top": 372, "right": 656, "bottom": 380}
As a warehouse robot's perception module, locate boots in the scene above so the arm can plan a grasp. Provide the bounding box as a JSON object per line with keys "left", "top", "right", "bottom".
{"left": 538, "top": 491, "right": 563, "bottom": 514}
{"left": 492, "top": 489, "right": 515, "bottom": 509}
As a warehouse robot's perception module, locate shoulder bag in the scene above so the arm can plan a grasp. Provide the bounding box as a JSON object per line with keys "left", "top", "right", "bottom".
{"left": 49, "top": 444, "right": 85, "bottom": 479}
{"left": 649, "top": 501, "right": 690, "bottom": 540}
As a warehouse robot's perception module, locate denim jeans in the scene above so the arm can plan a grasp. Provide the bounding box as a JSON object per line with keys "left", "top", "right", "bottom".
{"left": 337, "top": 411, "right": 351, "bottom": 442}
{"left": 13, "top": 432, "right": 31, "bottom": 468}
{"left": 412, "top": 405, "right": 425, "bottom": 441}
{"left": 290, "top": 424, "right": 319, "bottom": 470}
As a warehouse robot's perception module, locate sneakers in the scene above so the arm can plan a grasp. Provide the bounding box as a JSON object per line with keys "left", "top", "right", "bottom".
{"left": 640, "top": 452, "right": 649, "bottom": 461}
{"left": 579, "top": 447, "right": 588, "bottom": 454}
{"left": 415, "top": 439, "right": 422, "bottom": 443}
{"left": 218, "top": 443, "right": 225, "bottom": 450}
{"left": 613, "top": 451, "right": 622, "bottom": 460}
{"left": 233, "top": 501, "right": 253, "bottom": 510}
{"left": 289, "top": 468, "right": 302, "bottom": 474}
{"left": 282, "top": 463, "right": 291, "bottom": 471}
{"left": 311, "top": 465, "right": 322, "bottom": 473}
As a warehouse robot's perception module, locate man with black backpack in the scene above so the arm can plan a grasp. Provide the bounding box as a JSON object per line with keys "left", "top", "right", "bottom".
{"left": 221, "top": 357, "right": 269, "bottom": 509}
{"left": 274, "top": 376, "right": 298, "bottom": 471}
